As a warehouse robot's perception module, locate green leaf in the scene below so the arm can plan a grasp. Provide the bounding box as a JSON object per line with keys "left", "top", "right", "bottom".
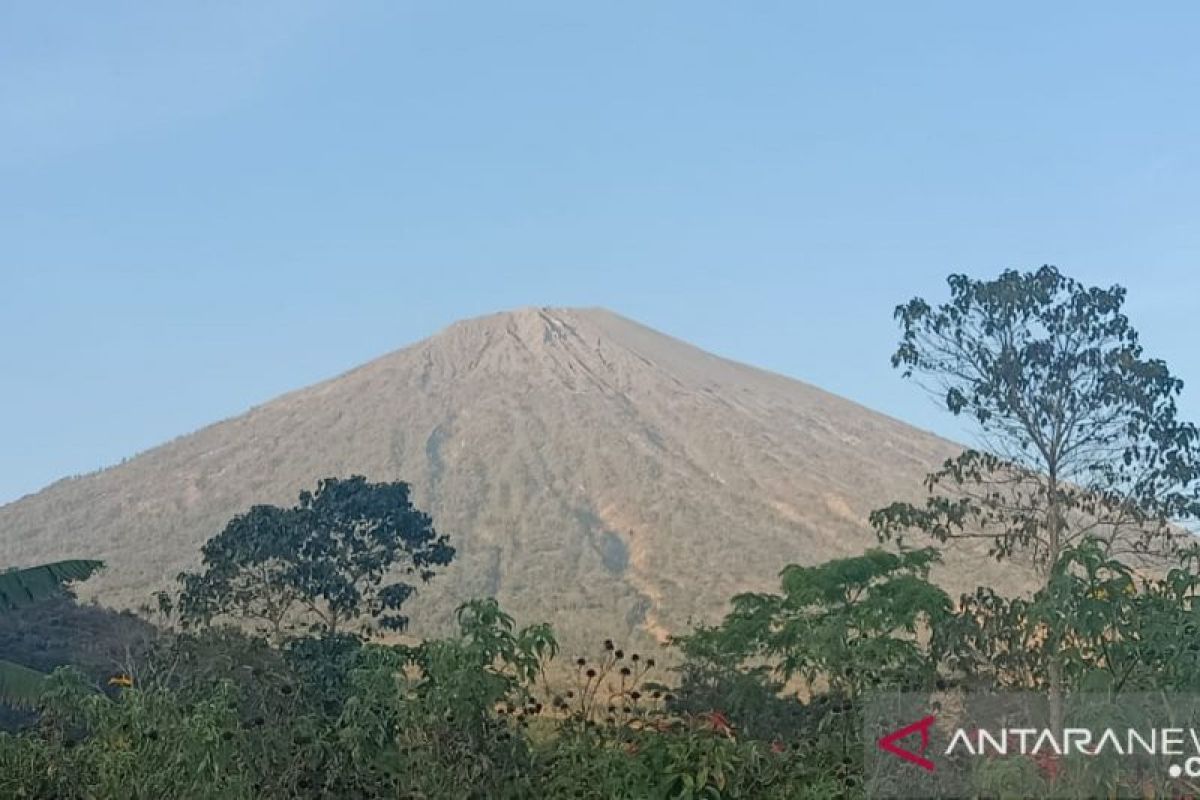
{"left": 0, "top": 659, "right": 47, "bottom": 708}
{"left": 0, "top": 560, "right": 104, "bottom": 613}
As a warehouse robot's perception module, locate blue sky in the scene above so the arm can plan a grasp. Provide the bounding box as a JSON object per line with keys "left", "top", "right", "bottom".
{"left": 2, "top": 2, "right": 1199, "bottom": 504}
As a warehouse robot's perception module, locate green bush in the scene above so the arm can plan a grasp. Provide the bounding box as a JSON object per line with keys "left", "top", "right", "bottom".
{"left": 12, "top": 537, "right": 1200, "bottom": 798}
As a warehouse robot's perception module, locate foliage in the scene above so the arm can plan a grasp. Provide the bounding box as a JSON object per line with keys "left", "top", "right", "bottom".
{"left": 538, "top": 638, "right": 849, "bottom": 798}
{"left": 0, "top": 593, "right": 868, "bottom": 798}
{"left": 10, "top": 539, "right": 1200, "bottom": 798}
{"left": 871, "top": 266, "right": 1200, "bottom": 570}
{"left": 0, "top": 595, "right": 155, "bottom": 727}
{"left": 0, "top": 560, "right": 105, "bottom": 613}
{"left": 680, "top": 548, "right": 950, "bottom": 696}
{"left": 176, "top": 476, "right": 454, "bottom": 638}
{"left": 671, "top": 655, "right": 807, "bottom": 742}
{"left": 0, "top": 559, "right": 107, "bottom": 710}
{"left": 0, "top": 596, "right": 154, "bottom": 679}
{"left": 868, "top": 265, "right": 1200, "bottom": 733}
{"left": 557, "top": 638, "right": 664, "bottom": 725}
{"left": 537, "top": 722, "right": 847, "bottom": 799}
{"left": 327, "top": 599, "right": 556, "bottom": 797}
{"left": 945, "top": 536, "right": 1200, "bottom": 694}
{"left": 670, "top": 547, "right": 949, "bottom": 786}
{"left": 0, "top": 661, "right": 46, "bottom": 714}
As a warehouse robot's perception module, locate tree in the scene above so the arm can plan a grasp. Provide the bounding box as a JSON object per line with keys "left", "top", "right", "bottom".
{"left": 944, "top": 537, "right": 1200, "bottom": 694}
{"left": 686, "top": 548, "right": 950, "bottom": 698}
{"left": 177, "top": 476, "right": 454, "bottom": 638}
{"left": 675, "top": 548, "right": 950, "bottom": 770}
{"left": 871, "top": 266, "right": 1200, "bottom": 573}
{"left": 869, "top": 266, "right": 1200, "bottom": 730}
{"left": 174, "top": 505, "right": 305, "bottom": 639}
{"left": 0, "top": 559, "right": 104, "bottom": 707}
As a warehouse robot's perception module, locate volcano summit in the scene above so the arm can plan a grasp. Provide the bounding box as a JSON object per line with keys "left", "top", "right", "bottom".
{"left": 0, "top": 308, "right": 1023, "bottom": 651}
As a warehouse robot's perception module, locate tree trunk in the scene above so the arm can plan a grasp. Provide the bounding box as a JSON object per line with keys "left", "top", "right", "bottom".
{"left": 1046, "top": 473, "right": 1064, "bottom": 736}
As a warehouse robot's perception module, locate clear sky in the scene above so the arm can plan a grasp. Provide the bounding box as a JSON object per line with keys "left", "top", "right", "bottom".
{"left": 2, "top": 2, "right": 1199, "bottom": 505}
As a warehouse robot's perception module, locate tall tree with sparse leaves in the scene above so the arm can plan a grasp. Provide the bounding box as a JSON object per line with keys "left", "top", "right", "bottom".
{"left": 869, "top": 266, "right": 1200, "bottom": 728}
{"left": 177, "top": 476, "right": 454, "bottom": 638}
{"left": 871, "top": 266, "right": 1200, "bottom": 574}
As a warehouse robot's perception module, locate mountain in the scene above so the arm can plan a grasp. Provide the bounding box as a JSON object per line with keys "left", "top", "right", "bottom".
{"left": 0, "top": 308, "right": 1026, "bottom": 653}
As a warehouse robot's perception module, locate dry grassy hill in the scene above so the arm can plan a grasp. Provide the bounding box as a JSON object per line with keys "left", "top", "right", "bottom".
{"left": 0, "top": 308, "right": 1028, "bottom": 653}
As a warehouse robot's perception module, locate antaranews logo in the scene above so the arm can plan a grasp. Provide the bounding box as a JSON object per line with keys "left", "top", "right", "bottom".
{"left": 877, "top": 715, "right": 937, "bottom": 772}
{"left": 865, "top": 693, "right": 1200, "bottom": 799}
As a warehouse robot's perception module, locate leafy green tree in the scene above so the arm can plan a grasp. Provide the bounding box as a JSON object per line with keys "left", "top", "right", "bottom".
{"left": 872, "top": 266, "right": 1200, "bottom": 571}
{"left": 333, "top": 599, "right": 556, "bottom": 797}
{"left": 675, "top": 548, "right": 950, "bottom": 776}
{"left": 172, "top": 505, "right": 303, "bottom": 639}
{"left": 177, "top": 476, "right": 454, "bottom": 638}
{"left": 869, "top": 267, "right": 1200, "bottom": 725}
{"left": 5, "top": 666, "right": 264, "bottom": 799}
{"left": 946, "top": 537, "right": 1200, "bottom": 694}
{"left": 0, "top": 560, "right": 104, "bottom": 708}
{"left": 687, "top": 548, "right": 950, "bottom": 698}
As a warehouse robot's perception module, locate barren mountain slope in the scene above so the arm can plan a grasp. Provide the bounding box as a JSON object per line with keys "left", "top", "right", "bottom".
{"left": 0, "top": 308, "right": 1027, "bottom": 652}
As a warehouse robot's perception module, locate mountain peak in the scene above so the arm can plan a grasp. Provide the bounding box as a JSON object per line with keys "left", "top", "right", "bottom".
{"left": 435, "top": 306, "right": 641, "bottom": 353}
{"left": 0, "top": 308, "right": 1024, "bottom": 652}
{"left": 438, "top": 305, "right": 608, "bottom": 349}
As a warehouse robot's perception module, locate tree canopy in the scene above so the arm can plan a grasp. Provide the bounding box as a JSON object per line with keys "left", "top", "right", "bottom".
{"left": 871, "top": 266, "right": 1200, "bottom": 570}
{"left": 177, "top": 476, "right": 454, "bottom": 638}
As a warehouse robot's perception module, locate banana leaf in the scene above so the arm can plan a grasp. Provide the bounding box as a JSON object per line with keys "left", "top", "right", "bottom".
{"left": 0, "top": 560, "right": 104, "bottom": 612}
{"left": 0, "top": 659, "right": 48, "bottom": 709}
